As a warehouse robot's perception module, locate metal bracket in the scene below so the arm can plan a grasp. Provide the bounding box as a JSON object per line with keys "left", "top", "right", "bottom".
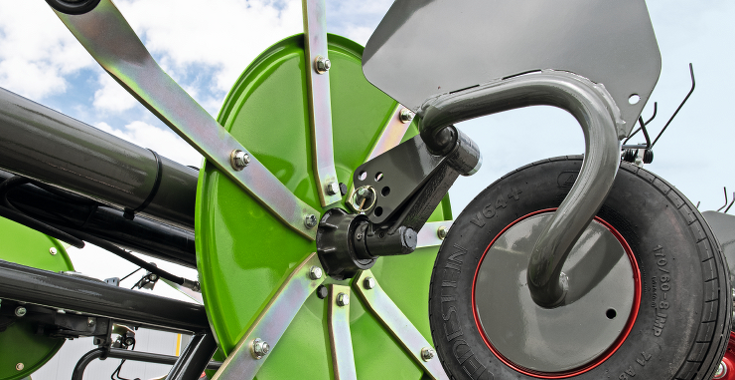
{"left": 352, "top": 270, "right": 449, "bottom": 380}
{"left": 328, "top": 285, "right": 357, "bottom": 380}
{"left": 302, "top": 0, "right": 341, "bottom": 207}
{"left": 51, "top": 0, "right": 320, "bottom": 240}
{"left": 211, "top": 253, "right": 325, "bottom": 380}
{"left": 416, "top": 221, "right": 453, "bottom": 249}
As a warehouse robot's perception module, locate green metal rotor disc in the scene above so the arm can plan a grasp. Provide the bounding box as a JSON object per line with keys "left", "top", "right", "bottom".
{"left": 196, "top": 34, "right": 451, "bottom": 379}
{"left": 0, "top": 217, "right": 74, "bottom": 380}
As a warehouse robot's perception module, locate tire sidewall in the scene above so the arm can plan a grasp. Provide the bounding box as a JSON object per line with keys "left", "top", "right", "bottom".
{"left": 429, "top": 157, "right": 728, "bottom": 380}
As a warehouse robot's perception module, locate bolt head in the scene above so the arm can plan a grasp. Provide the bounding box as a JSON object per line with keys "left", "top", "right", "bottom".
{"left": 336, "top": 292, "right": 350, "bottom": 306}
{"left": 314, "top": 56, "right": 331, "bottom": 74}
{"left": 437, "top": 226, "right": 448, "bottom": 240}
{"left": 250, "top": 338, "right": 270, "bottom": 359}
{"left": 309, "top": 266, "right": 323, "bottom": 280}
{"left": 326, "top": 182, "right": 340, "bottom": 196}
{"left": 304, "top": 214, "right": 318, "bottom": 229}
{"left": 49, "top": 247, "right": 57, "bottom": 255}
{"left": 399, "top": 108, "right": 415, "bottom": 124}
{"left": 230, "top": 149, "right": 250, "bottom": 171}
{"left": 87, "top": 317, "right": 96, "bottom": 327}
{"left": 14, "top": 306, "right": 26, "bottom": 317}
{"left": 15, "top": 363, "right": 24, "bottom": 371}
{"left": 715, "top": 362, "right": 728, "bottom": 379}
{"left": 363, "top": 277, "right": 376, "bottom": 289}
{"left": 421, "top": 347, "right": 436, "bottom": 362}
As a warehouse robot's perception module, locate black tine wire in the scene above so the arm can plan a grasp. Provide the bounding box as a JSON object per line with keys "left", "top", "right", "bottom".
{"left": 624, "top": 102, "right": 658, "bottom": 144}
{"left": 725, "top": 193, "right": 735, "bottom": 214}
{"left": 717, "top": 187, "right": 729, "bottom": 212}
{"left": 651, "top": 63, "right": 696, "bottom": 148}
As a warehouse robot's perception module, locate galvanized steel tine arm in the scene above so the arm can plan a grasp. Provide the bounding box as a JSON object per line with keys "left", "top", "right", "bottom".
{"left": 48, "top": 0, "right": 320, "bottom": 240}
{"left": 419, "top": 70, "right": 623, "bottom": 307}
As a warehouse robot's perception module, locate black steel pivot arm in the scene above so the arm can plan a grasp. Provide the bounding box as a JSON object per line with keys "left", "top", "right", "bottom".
{"left": 316, "top": 125, "right": 480, "bottom": 279}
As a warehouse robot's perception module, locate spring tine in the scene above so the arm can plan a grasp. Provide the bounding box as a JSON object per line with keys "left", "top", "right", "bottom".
{"left": 717, "top": 187, "right": 729, "bottom": 212}
{"left": 651, "top": 64, "right": 696, "bottom": 148}
{"left": 623, "top": 102, "right": 657, "bottom": 145}
{"left": 725, "top": 193, "right": 735, "bottom": 214}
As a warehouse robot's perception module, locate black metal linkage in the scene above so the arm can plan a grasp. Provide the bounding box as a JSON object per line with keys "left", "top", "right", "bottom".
{"left": 0, "top": 260, "right": 208, "bottom": 333}
{"left": 166, "top": 333, "right": 220, "bottom": 380}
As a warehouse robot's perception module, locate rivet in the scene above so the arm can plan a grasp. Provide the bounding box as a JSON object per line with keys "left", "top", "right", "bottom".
{"left": 336, "top": 293, "right": 350, "bottom": 307}
{"left": 15, "top": 363, "right": 24, "bottom": 371}
{"left": 87, "top": 317, "right": 96, "bottom": 327}
{"left": 49, "top": 247, "right": 57, "bottom": 256}
{"left": 230, "top": 149, "right": 250, "bottom": 171}
{"left": 304, "top": 214, "right": 318, "bottom": 229}
{"left": 314, "top": 56, "right": 331, "bottom": 74}
{"left": 14, "top": 306, "right": 26, "bottom": 317}
{"left": 363, "top": 277, "right": 376, "bottom": 290}
{"left": 421, "top": 347, "right": 436, "bottom": 361}
{"left": 399, "top": 108, "right": 415, "bottom": 124}
{"left": 250, "top": 338, "right": 270, "bottom": 359}
{"left": 309, "top": 266, "right": 323, "bottom": 280}
{"left": 437, "top": 226, "right": 448, "bottom": 240}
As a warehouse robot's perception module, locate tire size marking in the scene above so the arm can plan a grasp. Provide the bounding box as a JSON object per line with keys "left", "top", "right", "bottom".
{"left": 470, "top": 188, "right": 522, "bottom": 228}
{"left": 619, "top": 351, "right": 652, "bottom": 379}
{"left": 650, "top": 245, "right": 671, "bottom": 337}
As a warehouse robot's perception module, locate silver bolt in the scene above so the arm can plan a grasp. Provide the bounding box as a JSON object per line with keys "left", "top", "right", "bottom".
{"left": 314, "top": 56, "right": 331, "bottom": 74}
{"left": 363, "top": 277, "right": 376, "bottom": 289}
{"left": 49, "top": 247, "right": 57, "bottom": 255}
{"left": 421, "top": 347, "right": 436, "bottom": 361}
{"left": 326, "top": 182, "right": 340, "bottom": 196}
{"left": 304, "top": 214, "right": 318, "bottom": 229}
{"left": 399, "top": 108, "right": 415, "bottom": 124}
{"left": 15, "top": 363, "right": 24, "bottom": 371}
{"left": 715, "top": 361, "right": 728, "bottom": 379}
{"left": 230, "top": 149, "right": 250, "bottom": 171}
{"left": 437, "top": 226, "right": 448, "bottom": 240}
{"left": 250, "top": 338, "right": 270, "bottom": 359}
{"left": 87, "top": 317, "right": 96, "bottom": 327}
{"left": 309, "top": 266, "right": 323, "bottom": 280}
{"left": 336, "top": 292, "right": 350, "bottom": 306}
{"left": 14, "top": 306, "right": 26, "bottom": 317}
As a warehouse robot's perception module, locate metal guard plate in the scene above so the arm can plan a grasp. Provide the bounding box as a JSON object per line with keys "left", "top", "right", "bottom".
{"left": 362, "top": 0, "right": 661, "bottom": 132}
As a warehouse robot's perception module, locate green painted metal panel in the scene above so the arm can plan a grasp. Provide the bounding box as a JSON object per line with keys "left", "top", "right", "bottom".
{"left": 0, "top": 217, "right": 74, "bottom": 380}
{"left": 197, "top": 34, "right": 450, "bottom": 379}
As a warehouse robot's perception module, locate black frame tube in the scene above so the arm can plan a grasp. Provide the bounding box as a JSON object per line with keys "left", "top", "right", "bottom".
{"left": 0, "top": 87, "right": 197, "bottom": 229}
{"left": 0, "top": 260, "right": 208, "bottom": 333}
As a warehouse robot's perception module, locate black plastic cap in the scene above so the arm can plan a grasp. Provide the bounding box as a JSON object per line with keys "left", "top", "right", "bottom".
{"left": 45, "top": 0, "right": 102, "bottom": 15}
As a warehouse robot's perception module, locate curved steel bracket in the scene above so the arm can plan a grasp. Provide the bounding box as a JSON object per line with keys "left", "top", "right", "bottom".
{"left": 419, "top": 70, "right": 622, "bottom": 307}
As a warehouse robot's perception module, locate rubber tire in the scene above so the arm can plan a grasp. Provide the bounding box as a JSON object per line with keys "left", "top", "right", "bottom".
{"left": 429, "top": 156, "right": 731, "bottom": 380}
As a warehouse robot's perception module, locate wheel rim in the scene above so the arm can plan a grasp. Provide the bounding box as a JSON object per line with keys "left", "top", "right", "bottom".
{"left": 472, "top": 209, "right": 641, "bottom": 378}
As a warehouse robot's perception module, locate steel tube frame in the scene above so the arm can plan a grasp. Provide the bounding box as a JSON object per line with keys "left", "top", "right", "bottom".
{"left": 419, "top": 70, "right": 622, "bottom": 307}
{"left": 0, "top": 87, "right": 198, "bottom": 229}
{"left": 0, "top": 260, "right": 209, "bottom": 333}
{"left": 71, "top": 346, "right": 222, "bottom": 380}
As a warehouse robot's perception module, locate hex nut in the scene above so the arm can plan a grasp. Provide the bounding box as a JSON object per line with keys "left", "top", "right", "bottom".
{"left": 336, "top": 292, "right": 350, "bottom": 307}
{"left": 15, "top": 363, "right": 24, "bottom": 371}
{"left": 314, "top": 56, "right": 331, "bottom": 74}
{"left": 399, "top": 108, "right": 415, "bottom": 124}
{"left": 87, "top": 317, "right": 96, "bottom": 327}
{"left": 49, "top": 247, "right": 57, "bottom": 255}
{"left": 304, "top": 214, "right": 318, "bottom": 229}
{"left": 326, "top": 182, "right": 340, "bottom": 196}
{"left": 14, "top": 306, "right": 26, "bottom": 317}
{"left": 437, "top": 226, "right": 448, "bottom": 240}
{"left": 250, "top": 338, "right": 270, "bottom": 359}
{"left": 230, "top": 149, "right": 250, "bottom": 171}
{"left": 309, "top": 266, "right": 323, "bottom": 280}
{"left": 421, "top": 347, "right": 436, "bottom": 362}
{"left": 363, "top": 277, "right": 376, "bottom": 289}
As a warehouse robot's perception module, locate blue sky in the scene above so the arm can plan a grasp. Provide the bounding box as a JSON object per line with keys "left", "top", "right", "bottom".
{"left": 0, "top": 0, "right": 734, "bottom": 289}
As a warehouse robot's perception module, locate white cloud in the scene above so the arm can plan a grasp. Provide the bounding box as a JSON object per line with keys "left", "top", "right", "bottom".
{"left": 96, "top": 121, "right": 202, "bottom": 167}
{"left": 0, "top": 1, "right": 95, "bottom": 100}
{"left": 93, "top": 73, "right": 140, "bottom": 112}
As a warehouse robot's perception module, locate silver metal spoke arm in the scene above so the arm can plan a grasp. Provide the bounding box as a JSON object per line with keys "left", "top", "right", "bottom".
{"left": 419, "top": 70, "right": 623, "bottom": 308}
{"left": 49, "top": 0, "right": 320, "bottom": 240}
